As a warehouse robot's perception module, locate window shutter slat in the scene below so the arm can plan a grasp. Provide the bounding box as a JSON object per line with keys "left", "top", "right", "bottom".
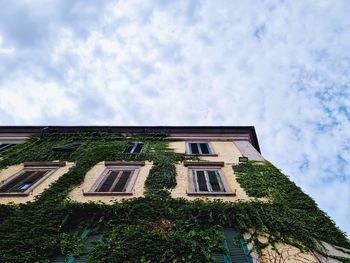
{"left": 97, "top": 171, "right": 119, "bottom": 192}
{"left": 113, "top": 171, "right": 131, "bottom": 192}
{"left": 196, "top": 171, "right": 208, "bottom": 191}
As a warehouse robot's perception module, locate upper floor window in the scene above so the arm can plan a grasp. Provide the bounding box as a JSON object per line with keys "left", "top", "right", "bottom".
{"left": 187, "top": 142, "right": 212, "bottom": 155}
{"left": 123, "top": 142, "right": 144, "bottom": 154}
{"left": 0, "top": 162, "right": 65, "bottom": 195}
{"left": 192, "top": 169, "right": 225, "bottom": 193}
{"left": 184, "top": 161, "right": 234, "bottom": 195}
{"left": 86, "top": 161, "right": 144, "bottom": 195}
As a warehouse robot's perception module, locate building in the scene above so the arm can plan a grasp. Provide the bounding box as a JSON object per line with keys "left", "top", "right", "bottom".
{"left": 0, "top": 126, "right": 349, "bottom": 263}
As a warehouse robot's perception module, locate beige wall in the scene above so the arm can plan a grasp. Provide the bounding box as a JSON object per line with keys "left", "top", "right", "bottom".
{"left": 169, "top": 141, "right": 253, "bottom": 201}
{"left": 68, "top": 161, "right": 153, "bottom": 204}
{"left": 0, "top": 162, "right": 75, "bottom": 204}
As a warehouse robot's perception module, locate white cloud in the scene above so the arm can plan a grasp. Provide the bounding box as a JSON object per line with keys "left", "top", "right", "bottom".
{"left": 0, "top": 0, "right": 349, "bottom": 235}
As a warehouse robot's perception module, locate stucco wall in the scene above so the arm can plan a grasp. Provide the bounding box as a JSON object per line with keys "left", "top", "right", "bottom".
{"left": 68, "top": 161, "right": 153, "bottom": 204}
{"left": 0, "top": 162, "right": 75, "bottom": 204}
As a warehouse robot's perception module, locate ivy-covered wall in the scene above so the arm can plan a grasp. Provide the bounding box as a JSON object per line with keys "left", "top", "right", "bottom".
{"left": 0, "top": 132, "right": 348, "bottom": 263}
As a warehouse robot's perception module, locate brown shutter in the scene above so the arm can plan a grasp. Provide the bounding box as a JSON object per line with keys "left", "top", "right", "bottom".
{"left": 113, "top": 171, "right": 131, "bottom": 192}
{"left": 0, "top": 171, "right": 36, "bottom": 192}
{"left": 97, "top": 171, "right": 118, "bottom": 192}
{"left": 196, "top": 171, "right": 208, "bottom": 191}
{"left": 208, "top": 171, "right": 221, "bottom": 192}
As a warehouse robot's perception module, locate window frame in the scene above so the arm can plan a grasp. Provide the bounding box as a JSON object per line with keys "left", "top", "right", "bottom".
{"left": 187, "top": 165, "right": 234, "bottom": 196}
{"left": 123, "top": 142, "right": 144, "bottom": 154}
{"left": 86, "top": 162, "right": 144, "bottom": 195}
{"left": 186, "top": 141, "right": 217, "bottom": 156}
{"left": 0, "top": 164, "right": 61, "bottom": 196}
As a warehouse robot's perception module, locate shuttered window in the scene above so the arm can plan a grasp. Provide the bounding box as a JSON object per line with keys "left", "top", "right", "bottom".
{"left": 123, "top": 142, "right": 144, "bottom": 154}
{"left": 96, "top": 170, "right": 133, "bottom": 192}
{"left": 50, "top": 229, "right": 102, "bottom": 263}
{"left": 188, "top": 142, "right": 211, "bottom": 154}
{"left": 212, "top": 228, "right": 253, "bottom": 263}
{"left": 0, "top": 169, "right": 52, "bottom": 193}
{"left": 193, "top": 170, "right": 225, "bottom": 193}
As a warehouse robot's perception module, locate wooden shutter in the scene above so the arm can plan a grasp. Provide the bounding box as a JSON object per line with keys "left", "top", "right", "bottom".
{"left": 112, "top": 171, "right": 131, "bottom": 192}
{"left": 196, "top": 171, "right": 208, "bottom": 191}
{"left": 73, "top": 234, "right": 102, "bottom": 263}
{"left": 97, "top": 171, "right": 119, "bottom": 192}
{"left": 200, "top": 143, "right": 210, "bottom": 154}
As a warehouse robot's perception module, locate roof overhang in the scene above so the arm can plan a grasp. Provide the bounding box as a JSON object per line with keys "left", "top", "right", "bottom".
{"left": 0, "top": 126, "right": 261, "bottom": 153}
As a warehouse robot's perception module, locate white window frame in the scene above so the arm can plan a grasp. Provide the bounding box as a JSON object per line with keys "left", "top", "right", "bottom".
{"left": 124, "top": 142, "right": 144, "bottom": 154}
{"left": 0, "top": 165, "right": 59, "bottom": 196}
{"left": 186, "top": 165, "right": 234, "bottom": 196}
{"left": 86, "top": 163, "right": 144, "bottom": 195}
{"left": 186, "top": 142, "right": 214, "bottom": 155}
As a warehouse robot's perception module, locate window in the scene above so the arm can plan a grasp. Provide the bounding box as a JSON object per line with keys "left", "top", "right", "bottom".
{"left": 96, "top": 170, "right": 133, "bottom": 192}
{"left": 86, "top": 162, "right": 144, "bottom": 195}
{"left": 212, "top": 228, "right": 253, "bottom": 263}
{"left": 123, "top": 142, "right": 144, "bottom": 154}
{"left": 0, "top": 167, "right": 56, "bottom": 194}
{"left": 187, "top": 142, "right": 212, "bottom": 154}
{"left": 193, "top": 169, "right": 225, "bottom": 192}
{"left": 0, "top": 144, "right": 14, "bottom": 153}
{"left": 185, "top": 162, "right": 234, "bottom": 195}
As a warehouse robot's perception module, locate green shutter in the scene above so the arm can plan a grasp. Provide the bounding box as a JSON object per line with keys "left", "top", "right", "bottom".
{"left": 50, "top": 229, "right": 102, "bottom": 263}
{"left": 212, "top": 228, "right": 253, "bottom": 263}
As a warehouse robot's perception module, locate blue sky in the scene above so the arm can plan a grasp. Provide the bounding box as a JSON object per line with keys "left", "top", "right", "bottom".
{"left": 0, "top": 1, "right": 349, "bottom": 235}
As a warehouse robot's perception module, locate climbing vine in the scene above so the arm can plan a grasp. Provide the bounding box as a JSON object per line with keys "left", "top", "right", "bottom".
{"left": 0, "top": 131, "right": 348, "bottom": 263}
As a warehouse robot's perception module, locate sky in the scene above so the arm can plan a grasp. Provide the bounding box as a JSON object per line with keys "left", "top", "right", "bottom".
{"left": 0, "top": 0, "right": 349, "bottom": 236}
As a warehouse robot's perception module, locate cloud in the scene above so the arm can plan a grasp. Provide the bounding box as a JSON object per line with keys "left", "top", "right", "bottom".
{"left": 0, "top": 0, "right": 349, "bottom": 235}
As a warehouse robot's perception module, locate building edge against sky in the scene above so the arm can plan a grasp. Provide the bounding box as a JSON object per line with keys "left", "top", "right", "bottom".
{"left": 0, "top": 126, "right": 349, "bottom": 263}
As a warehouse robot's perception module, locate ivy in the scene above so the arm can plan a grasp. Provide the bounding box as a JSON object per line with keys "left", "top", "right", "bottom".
{"left": 0, "top": 132, "right": 348, "bottom": 263}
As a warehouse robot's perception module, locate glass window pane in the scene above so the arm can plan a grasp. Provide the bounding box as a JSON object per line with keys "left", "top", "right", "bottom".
{"left": 200, "top": 143, "right": 210, "bottom": 154}
{"left": 133, "top": 143, "right": 143, "bottom": 153}
{"left": 113, "top": 171, "right": 132, "bottom": 192}
{"left": 196, "top": 171, "right": 208, "bottom": 191}
{"left": 190, "top": 143, "right": 199, "bottom": 154}
{"left": 97, "top": 171, "right": 119, "bottom": 192}
{"left": 208, "top": 171, "right": 222, "bottom": 192}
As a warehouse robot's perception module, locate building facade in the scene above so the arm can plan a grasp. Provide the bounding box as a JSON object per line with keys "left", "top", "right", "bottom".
{"left": 0, "top": 126, "right": 349, "bottom": 263}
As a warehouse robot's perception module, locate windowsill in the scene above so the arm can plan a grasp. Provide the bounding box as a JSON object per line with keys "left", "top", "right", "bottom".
{"left": 83, "top": 191, "right": 133, "bottom": 196}
{"left": 185, "top": 154, "right": 219, "bottom": 157}
{"left": 0, "top": 192, "right": 29, "bottom": 196}
{"left": 186, "top": 191, "right": 236, "bottom": 196}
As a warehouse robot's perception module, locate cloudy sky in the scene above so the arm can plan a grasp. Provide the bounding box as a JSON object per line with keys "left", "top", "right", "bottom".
{"left": 0, "top": 1, "right": 349, "bottom": 235}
